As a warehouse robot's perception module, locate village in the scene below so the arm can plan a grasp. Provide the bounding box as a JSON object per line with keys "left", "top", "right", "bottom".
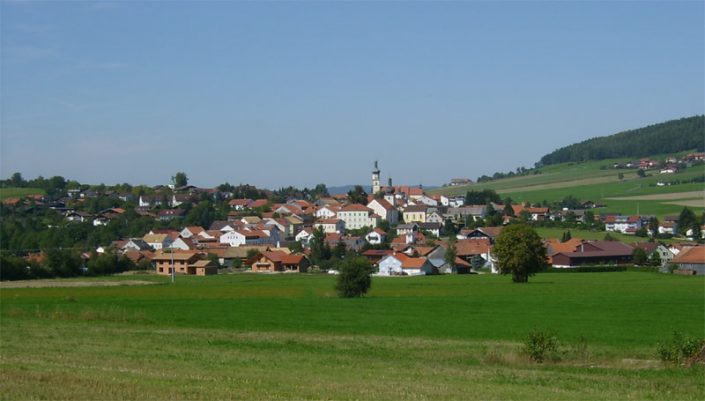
{"left": 5, "top": 159, "right": 702, "bottom": 279}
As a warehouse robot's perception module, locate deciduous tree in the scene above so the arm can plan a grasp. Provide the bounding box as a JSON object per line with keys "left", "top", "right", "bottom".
{"left": 493, "top": 224, "right": 547, "bottom": 283}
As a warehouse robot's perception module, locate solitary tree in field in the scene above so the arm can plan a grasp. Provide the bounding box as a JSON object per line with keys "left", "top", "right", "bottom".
{"left": 493, "top": 224, "right": 547, "bottom": 283}
{"left": 335, "top": 256, "right": 374, "bottom": 298}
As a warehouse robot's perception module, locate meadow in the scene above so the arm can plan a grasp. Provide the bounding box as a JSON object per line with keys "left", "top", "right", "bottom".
{"left": 432, "top": 157, "right": 705, "bottom": 218}
{"left": 1, "top": 272, "right": 703, "bottom": 400}
{"left": 0, "top": 187, "right": 45, "bottom": 201}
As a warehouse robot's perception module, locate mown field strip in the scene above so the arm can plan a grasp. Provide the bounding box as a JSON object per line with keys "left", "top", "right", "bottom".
{"left": 605, "top": 190, "right": 704, "bottom": 201}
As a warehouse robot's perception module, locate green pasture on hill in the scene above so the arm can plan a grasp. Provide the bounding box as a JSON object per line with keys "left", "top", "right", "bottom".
{"left": 0, "top": 187, "right": 45, "bottom": 201}
{"left": 1, "top": 272, "right": 703, "bottom": 400}
{"left": 432, "top": 158, "right": 705, "bottom": 217}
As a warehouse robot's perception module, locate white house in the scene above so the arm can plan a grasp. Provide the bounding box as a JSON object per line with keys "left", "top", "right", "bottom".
{"left": 315, "top": 205, "right": 338, "bottom": 219}
{"left": 142, "top": 233, "right": 173, "bottom": 250}
{"left": 295, "top": 228, "right": 314, "bottom": 246}
{"left": 314, "top": 218, "right": 345, "bottom": 234}
{"left": 426, "top": 211, "right": 445, "bottom": 224}
{"left": 169, "top": 237, "right": 193, "bottom": 251}
{"left": 377, "top": 254, "right": 434, "bottom": 276}
{"left": 367, "top": 198, "right": 399, "bottom": 225}
{"left": 180, "top": 226, "right": 205, "bottom": 238}
{"left": 365, "top": 228, "right": 387, "bottom": 245}
{"left": 219, "top": 229, "right": 275, "bottom": 247}
{"left": 413, "top": 195, "right": 438, "bottom": 207}
{"left": 337, "top": 204, "right": 379, "bottom": 230}
{"left": 440, "top": 195, "right": 466, "bottom": 208}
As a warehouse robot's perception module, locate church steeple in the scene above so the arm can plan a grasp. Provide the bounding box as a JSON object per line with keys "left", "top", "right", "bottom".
{"left": 372, "top": 161, "right": 381, "bottom": 194}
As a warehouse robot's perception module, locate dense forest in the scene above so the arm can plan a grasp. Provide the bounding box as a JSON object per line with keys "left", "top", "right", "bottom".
{"left": 538, "top": 115, "right": 704, "bottom": 166}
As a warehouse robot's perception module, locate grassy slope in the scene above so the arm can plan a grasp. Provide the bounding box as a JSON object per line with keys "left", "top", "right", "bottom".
{"left": 432, "top": 158, "right": 704, "bottom": 217}
{"left": 1, "top": 273, "right": 703, "bottom": 400}
{"left": 0, "top": 187, "right": 46, "bottom": 201}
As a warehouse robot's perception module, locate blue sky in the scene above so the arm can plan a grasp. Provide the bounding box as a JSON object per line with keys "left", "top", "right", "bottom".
{"left": 2, "top": 1, "right": 703, "bottom": 189}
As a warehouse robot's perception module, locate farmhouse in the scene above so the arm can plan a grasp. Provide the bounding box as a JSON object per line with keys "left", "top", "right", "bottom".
{"left": 377, "top": 253, "right": 435, "bottom": 276}
{"left": 251, "top": 251, "right": 309, "bottom": 273}
{"left": 152, "top": 251, "right": 217, "bottom": 276}
{"left": 551, "top": 241, "right": 633, "bottom": 268}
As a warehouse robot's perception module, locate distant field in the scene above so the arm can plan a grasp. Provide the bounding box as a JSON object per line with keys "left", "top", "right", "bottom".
{"left": 0, "top": 187, "right": 45, "bottom": 201}
{"left": 606, "top": 191, "right": 704, "bottom": 201}
{"left": 1, "top": 273, "right": 703, "bottom": 400}
{"left": 432, "top": 158, "right": 705, "bottom": 217}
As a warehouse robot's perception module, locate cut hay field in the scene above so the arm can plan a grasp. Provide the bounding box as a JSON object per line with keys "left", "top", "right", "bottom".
{"left": 1, "top": 273, "right": 703, "bottom": 400}
{"left": 0, "top": 187, "right": 45, "bottom": 201}
{"left": 432, "top": 158, "right": 705, "bottom": 217}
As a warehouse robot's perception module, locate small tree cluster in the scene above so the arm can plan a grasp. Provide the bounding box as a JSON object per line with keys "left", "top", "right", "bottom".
{"left": 335, "top": 256, "right": 374, "bottom": 298}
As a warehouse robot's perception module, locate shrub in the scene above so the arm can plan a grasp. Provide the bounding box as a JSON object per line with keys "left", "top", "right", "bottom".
{"left": 524, "top": 329, "right": 559, "bottom": 363}
{"left": 657, "top": 331, "right": 705, "bottom": 365}
{"left": 335, "top": 256, "right": 374, "bottom": 298}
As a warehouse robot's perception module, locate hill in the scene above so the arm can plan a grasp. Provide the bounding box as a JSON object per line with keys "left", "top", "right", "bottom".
{"left": 431, "top": 156, "right": 704, "bottom": 218}
{"left": 538, "top": 115, "right": 704, "bottom": 166}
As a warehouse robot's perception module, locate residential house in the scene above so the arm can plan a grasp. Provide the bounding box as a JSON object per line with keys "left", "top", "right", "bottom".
{"left": 66, "top": 211, "right": 93, "bottom": 223}
{"left": 455, "top": 239, "right": 493, "bottom": 270}
{"left": 365, "top": 228, "right": 387, "bottom": 245}
{"left": 446, "top": 205, "right": 486, "bottom": 222}
{"left": 337, "top": 204, "right": 380, "bottom": 230}
{"left": 396, "top": 223, "right": 419, "bottom": 235}
{"left": 228, "top": 198, "right": 253, "bottom": 210}
{"left": 143, "top": 233, "right": 174, "bottom": 250}
{"left": 152, "top": 251, "right": 217, "bottom": 276}
{"left": 314, "top": 218, "right": 345, "bottom": 234}
{"left": 457, "top": 227, "right": 503, "bottom": 244}
{"left": 403, "top": 204, "right": 428, "bottom": 223}
{"left": 413, "top": 195, "right": 438, "bottom": 207}
{"left": 670, "top": 246, "right": 705, "bottom": 274}
{"left": 170, "top": 237, "right": 195, "bottom": 251}
{"left": 631, "top": 242, "right": 674, "bottom": 267}
{"left": 123, "top": 238, "right": 152, "bottom": 252}
{"left": 604, "top": 215, "right": 645, "bottom": 234}
{"left": 251, "top": 251, "right": 309, "bottom": 273}
{"left": 367, "top": 198, "right": 399, "bottom": 225}
{"left": 295, "top": 228, "right": 314, "bottom": 246}
{"left": 157, "top": 209, "right": 186, "bottom": 221}
{"left": 315, "top": 205, "right": 339, "bottom": 219}
{"left": 660, "top": 164, "right": 679, "bottom": 174}
{"left": 418, "top": 222, "right": 442, "bottom": 237}
{"left": 377, "top": 253, "right": 435, "bottom": 276}
{"left": 180, "top": 226, "right": 205, "bottom": 239}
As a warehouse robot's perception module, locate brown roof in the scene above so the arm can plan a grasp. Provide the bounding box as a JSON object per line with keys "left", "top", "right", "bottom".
{"left": 672, "top": 246, "right": 705, "bottom": 264}
{"left": 369, "top": 198, "right": 395, "bottom": 211}
{"left": 341, "top": 204, "right": 372, "bottom": 212}
{"left": 456, "top": 239, "right": 491, "bottom": 257}
{"left": 152, "top": 250, "right": 200, "bottom": 261}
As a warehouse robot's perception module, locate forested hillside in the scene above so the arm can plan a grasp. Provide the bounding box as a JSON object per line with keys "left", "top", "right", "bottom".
{"left": 538, "top": 115, "right": 704, "bottom": 166}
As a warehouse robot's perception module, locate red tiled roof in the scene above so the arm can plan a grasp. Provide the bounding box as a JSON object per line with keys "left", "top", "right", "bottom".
{"left": 672, "top": 246, "right": 705, "bottom": 264}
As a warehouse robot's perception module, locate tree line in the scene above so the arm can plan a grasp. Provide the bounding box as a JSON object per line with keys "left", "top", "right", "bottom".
{"left": 538, "top": 115, "right": 704, "bottom": 166}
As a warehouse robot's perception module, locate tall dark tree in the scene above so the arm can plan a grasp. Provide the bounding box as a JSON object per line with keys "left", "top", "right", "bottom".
{"left": 632, "top": 248, "right": 648, "bottom": 266}
{"left": 172, "top": 172, "right": 188, "bottom": 187}
{"left": 347, "top": 185, "right": 368, "bottom": 205}
{"left": 444, "top": 235, "right": 457, "bottom": 268}
{"left": 677, "top": 207, "right": 697, "bottom": 236}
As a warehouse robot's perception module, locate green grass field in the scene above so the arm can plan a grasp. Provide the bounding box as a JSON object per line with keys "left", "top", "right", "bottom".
{"left": 432, "top": 158, "right": 705, "bottom": 218}
{"left": 0, "top": 187, "right": 45, "bottom": 201}
{"left": 1, "top": 272, "right": 703, "bottom": 400}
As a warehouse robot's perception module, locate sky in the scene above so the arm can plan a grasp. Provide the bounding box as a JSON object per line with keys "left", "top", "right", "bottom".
{"left": 1, "top": 1, "right": 703, "bottom": 189}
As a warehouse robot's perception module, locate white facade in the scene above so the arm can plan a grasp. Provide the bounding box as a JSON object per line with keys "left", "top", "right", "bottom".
{"left": 315, "top": 206, "right": 337, "bottom": 219}
{"left": 314, "top": 219, "right": 345, "bottom": 234}
{"left": 367, "top": 199, "right": 399, "bottom": 225}
{"left": 338, "top": 209, "right": 377, "bottom": 230}
{"left": 365, "top": 231, "right": 386, "bottom": 245}
{"left": 377, "top": 255, "right": 404, "bottom": 276}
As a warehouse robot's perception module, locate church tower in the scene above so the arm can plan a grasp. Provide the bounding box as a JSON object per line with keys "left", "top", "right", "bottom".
{"left": 372, "top": 161, "right": 381, "bottom": 194}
